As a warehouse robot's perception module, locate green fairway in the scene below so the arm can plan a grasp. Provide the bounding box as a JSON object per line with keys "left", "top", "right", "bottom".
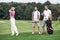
{"left": 0, "top": 20, "right": 60, "bottom": 40}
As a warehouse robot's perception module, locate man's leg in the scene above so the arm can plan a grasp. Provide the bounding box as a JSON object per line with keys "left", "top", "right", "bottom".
{"left": 42, "top": 20, "right": 46, "bottom": 33}
{"left": 37, "top": 23, "right": 41, "bottom": 34}
{"left": 10, "top": 19, "right": 14, "bottom": 36}
{"left": 11, "top": 26, "right": 14, "bottom": 36}
{"left": 13, "top": 19, "right": 19, "bottom": 36}
{"left": 14, "top": 25, "right": 19, "bottom": 36}
{"left": 32, "top": 23, "right": 35, "bottom": 34}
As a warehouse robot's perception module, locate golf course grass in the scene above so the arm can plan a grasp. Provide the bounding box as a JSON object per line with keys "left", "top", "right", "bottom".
{"left": 0, "top": 20, "right": 60, "bottom": 40}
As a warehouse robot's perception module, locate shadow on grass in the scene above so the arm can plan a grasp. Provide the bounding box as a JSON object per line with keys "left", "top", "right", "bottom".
{"left": 0, "top": 30, "right": 60, "bottom": 40}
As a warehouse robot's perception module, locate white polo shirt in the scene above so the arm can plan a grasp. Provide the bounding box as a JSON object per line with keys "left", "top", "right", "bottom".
{"left": 32, "top": 10, "right": 40, "bottom": 21}
{"left": 43, "top": 9, "right": 51, "bottom": 20}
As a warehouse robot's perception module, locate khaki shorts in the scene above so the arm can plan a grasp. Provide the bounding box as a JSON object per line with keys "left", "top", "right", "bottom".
{"left": 32, "top": 21, "right": 40, "bottom": 27}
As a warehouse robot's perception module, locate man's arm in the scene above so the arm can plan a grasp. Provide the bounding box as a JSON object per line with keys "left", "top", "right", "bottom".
{"left": 50, "top": 14, "right": 52, "bottom": 21}
{"left": 38, "top": 14, "right": 40, "bottom": 20}
{"left": 41, "top": 10, "right": 45, "bottom": 16}
{"left": 32, "top": 12, "right": 34, "bottom": 21}
{"left": 49, "top": 10, "right": 52, "bottom": 21}
{"left": 38, "top": 11, "right": 40, "bottom": 20}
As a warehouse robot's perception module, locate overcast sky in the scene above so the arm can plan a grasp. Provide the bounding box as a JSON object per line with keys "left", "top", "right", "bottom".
{"left": 0, "top": 0, "right": 60, "bottom": 4}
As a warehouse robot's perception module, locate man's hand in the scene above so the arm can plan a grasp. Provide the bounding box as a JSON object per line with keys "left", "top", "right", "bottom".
{"left": 38, "top": 19, "right": 40, "bottom": 22}
{"left": 41, "top": 13, "right": 44, "bottom": 16}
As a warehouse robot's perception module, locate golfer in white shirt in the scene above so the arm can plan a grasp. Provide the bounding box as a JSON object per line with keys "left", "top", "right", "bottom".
{"left": 41, "top": 5, "right": 52, "bottom": 33}
{"left": 32, "top": 7, "right": 41, "bottom": 34}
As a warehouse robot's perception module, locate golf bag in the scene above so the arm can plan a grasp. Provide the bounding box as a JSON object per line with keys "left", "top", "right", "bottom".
{"left": 46, "top": 19, "right": 53, "bottom": 34}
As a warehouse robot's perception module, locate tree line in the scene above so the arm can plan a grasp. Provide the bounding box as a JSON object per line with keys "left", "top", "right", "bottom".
{"left": 0, "top": 1, "right": 60, "bottom": 20}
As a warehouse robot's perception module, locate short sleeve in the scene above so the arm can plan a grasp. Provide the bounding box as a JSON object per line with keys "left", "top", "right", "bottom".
{"left": 38, "top": 11, "right": 40, "bottom": 16}
{"left": 49, "top": 10, "right": 52, "bottom": 14}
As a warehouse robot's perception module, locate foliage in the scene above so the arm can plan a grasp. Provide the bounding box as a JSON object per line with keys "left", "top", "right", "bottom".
{"left": 0, "top": 1, "right": 60, "bottom": 20}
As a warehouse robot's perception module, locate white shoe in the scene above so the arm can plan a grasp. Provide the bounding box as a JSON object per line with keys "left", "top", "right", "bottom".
{"left": 39, "top": 32, "right": 41, "bottom": 34}
{"left": 32, "top": 32, "right": 34, "bottom": 34}
{"left": 11, "top": 34, "right": 14, "bottom": 36}
{"left": 16, "top": 33, "right": 19, "bottom": 36}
